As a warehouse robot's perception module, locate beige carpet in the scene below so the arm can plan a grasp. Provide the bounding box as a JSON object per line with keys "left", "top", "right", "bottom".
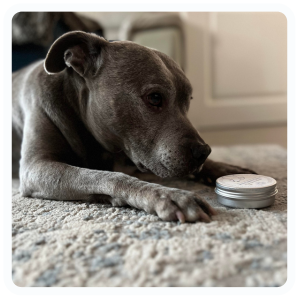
{"left": 12, "top": 145, "right": 287, "bottom": 287}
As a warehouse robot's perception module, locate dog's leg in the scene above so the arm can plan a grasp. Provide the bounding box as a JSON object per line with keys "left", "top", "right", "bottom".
{"left": 20, "top": 113, "right": 216, "bottom": 223}
{"left": 195, "top": 159, "right": 256, "bottom": 185}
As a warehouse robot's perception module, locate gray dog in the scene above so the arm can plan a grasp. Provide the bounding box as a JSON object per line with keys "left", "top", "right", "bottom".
{"left": 12, "top": 31, "right": 254, "bottom": 223}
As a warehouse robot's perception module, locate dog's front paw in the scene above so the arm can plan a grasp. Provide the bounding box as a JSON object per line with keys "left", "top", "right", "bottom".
{"left": 148, "top": 187, "right": 217, "bottom": 223}
{"left": 198, "top": 160, "right": 256, "bottom": 185}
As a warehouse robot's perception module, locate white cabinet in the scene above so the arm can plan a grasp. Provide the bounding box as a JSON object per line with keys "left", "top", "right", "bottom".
{"left": 182, "top": 12, "right": 287, "bottom": 130}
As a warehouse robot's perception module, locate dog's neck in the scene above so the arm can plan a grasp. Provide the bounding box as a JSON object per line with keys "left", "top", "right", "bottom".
{"left": 61, "top": 68, "right": 124, "bottom": 154}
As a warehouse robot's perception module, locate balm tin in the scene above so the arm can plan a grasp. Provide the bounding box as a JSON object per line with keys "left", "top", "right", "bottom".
{"left": 215, "top": 174, "right": 278, "bottom": 208}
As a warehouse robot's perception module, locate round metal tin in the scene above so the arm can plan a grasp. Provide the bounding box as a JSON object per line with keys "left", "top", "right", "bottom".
{"left": 215, "top": 174, "right": 278, "bottom": 208}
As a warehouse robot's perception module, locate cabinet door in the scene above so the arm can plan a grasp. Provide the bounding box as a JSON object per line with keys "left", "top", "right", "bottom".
{"left": 182, "top": 12, "right": 287, "bottom": 129}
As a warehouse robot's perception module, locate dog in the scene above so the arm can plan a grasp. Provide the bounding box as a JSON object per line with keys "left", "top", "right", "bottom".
{"left": 12, "top": 31, "right": 255, "bottom": 223}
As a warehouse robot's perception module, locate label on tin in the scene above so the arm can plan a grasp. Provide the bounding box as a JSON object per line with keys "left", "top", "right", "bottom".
{"left": 216, "top": 174, "right": 276, "bottom": 189}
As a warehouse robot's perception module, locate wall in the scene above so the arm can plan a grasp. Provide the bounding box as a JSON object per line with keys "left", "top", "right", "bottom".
{"left": 181, "top": 12, "right": 287, "bottom": 147}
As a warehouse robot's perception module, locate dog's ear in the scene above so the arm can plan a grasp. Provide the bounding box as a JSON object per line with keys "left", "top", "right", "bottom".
{"left": 44, "top": 31, "right": 107, "bottom": 76}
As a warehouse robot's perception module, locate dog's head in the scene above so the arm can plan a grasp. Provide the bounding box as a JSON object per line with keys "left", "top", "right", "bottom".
{"left": 44, "top": 31, "right": 211, "bottom": 177}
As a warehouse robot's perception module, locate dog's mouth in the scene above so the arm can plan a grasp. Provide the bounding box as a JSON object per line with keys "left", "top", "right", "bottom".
{"left": 137, "top": 160, "right": 205, "bottom": 178}
{"left": 198, "top": 164, "right": 204, "bottom": 172}
{"left": 137, "top": 161, "right": 204, "bottom": 179}
{"left": 136, "top": 162, "right": 150, "bottom": 173}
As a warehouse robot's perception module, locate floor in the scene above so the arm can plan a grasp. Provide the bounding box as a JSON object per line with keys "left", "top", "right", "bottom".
{"left": 11, "top": 144, "right": 287, "bottom": 287}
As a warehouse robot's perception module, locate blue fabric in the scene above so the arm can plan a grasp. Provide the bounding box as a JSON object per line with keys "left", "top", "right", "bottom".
{"left": 12, "top": 44, "right": 47, "bottom": 72}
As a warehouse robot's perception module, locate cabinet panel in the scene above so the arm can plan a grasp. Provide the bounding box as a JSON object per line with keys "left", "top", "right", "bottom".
{"left": 212, "top": 12, "right": 287, "bottom": 98}
{"left": 182, "top": 12, "right": 287, "bottom": 129}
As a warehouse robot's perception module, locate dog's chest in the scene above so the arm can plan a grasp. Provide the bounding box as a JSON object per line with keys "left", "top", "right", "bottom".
{"left": 112, "top": 152, "right": 138, "bottom": 176}
{"left": 82, "top": 140, "right": 115, "bottom": 171}
{"left": 83, "top": 146, "right": 138, "bottom": 175}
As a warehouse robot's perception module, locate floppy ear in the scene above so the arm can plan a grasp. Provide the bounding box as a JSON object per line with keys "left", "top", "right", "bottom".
{"left": 44, "top": 31, "right": 107, "bottom": 76}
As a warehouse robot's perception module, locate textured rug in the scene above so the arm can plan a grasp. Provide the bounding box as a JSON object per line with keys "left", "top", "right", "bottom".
{"left": 11, "top": 145, "right": 287, "bottom": 287}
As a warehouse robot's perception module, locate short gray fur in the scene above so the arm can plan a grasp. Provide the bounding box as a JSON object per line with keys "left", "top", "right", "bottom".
{"left": 12, "top": 31, "right": 255, "bottom": 223}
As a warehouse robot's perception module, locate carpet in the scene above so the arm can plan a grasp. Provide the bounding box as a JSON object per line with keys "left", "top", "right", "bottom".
{"left": 11, "top": 144, "right": 287, "bottom": 287}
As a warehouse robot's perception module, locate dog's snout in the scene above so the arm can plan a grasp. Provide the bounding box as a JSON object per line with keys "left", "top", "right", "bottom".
{"left": 191, "top": 143, "right": 211, "bottom": 164}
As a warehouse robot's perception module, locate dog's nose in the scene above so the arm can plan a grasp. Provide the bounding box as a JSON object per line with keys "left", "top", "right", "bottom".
{"left": 191, "top": 143, "right": 211, "bottom": 164}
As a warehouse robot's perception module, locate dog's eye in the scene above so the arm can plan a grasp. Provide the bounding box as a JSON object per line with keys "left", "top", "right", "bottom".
{"left": 147, "top": 93, "right": 162, "bottom": 106}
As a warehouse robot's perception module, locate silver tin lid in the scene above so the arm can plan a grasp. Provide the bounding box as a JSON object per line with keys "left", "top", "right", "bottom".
{"left": 215, "top": 174, "right": 278, "bottom": 208}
